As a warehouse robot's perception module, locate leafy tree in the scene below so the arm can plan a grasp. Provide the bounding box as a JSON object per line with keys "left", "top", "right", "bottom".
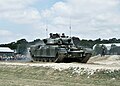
{"left": 1, "top": 37, "right": 120, "bottom": 55}
{"left": 16, "top": 39, "right": 28, "bottom": 55}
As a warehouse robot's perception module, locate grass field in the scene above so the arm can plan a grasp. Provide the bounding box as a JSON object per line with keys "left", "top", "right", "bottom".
{"left": 0, "top": 64, "right": 120, "bottom": 86}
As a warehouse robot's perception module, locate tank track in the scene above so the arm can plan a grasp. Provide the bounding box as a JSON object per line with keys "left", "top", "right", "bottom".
{"left": 31, "top": 53, "right": 91, "bottom": 63}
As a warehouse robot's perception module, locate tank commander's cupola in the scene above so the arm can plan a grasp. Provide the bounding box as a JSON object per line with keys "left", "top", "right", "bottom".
{"left": 49, "top": 33, "right": 68, "bottom": 39}
{"left": 50, "top": 33, "right": 60, "bottom": 39}
{"left": 61, "top": 33, "right": 65, "bottom": 38}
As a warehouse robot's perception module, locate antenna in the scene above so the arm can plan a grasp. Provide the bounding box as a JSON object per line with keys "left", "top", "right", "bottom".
{"left": 45, "top": 18, "right": 48, "bottom": 38}
{"left": 46, "top": 24, "right": 48, "bottom": 38}
{"left": 69, "top": 16, "right": 72, "bottom": 37}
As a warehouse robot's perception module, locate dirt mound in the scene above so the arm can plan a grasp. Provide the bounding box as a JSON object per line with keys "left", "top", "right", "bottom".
{"left": 88, "top": 55, "right": 120, "bottom": 66}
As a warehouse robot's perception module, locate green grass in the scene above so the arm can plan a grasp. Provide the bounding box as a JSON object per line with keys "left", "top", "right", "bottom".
{"left": 0, "top": 65, "right": 119, "bottom": 86}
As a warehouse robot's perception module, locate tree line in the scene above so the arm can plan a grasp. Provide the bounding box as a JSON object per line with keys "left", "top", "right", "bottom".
{"left": 73, "top": 37, "right": 120, "bottom": 48}
{"left": 0, "top": 37, "right": 120, "bottom": 55}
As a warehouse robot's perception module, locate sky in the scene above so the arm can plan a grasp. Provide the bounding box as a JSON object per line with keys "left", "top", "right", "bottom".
{"left": 0, "top": 0, "right": 120, "bottom": 44}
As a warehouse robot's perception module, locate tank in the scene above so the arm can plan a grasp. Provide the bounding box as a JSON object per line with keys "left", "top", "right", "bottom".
{"left": 29, "top": 33, "right": 92, "bottom": 63}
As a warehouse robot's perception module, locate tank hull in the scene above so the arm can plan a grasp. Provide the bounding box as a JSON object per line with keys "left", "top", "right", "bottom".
{"left": 30, "top": 48, "right": 92, "bottom": 63}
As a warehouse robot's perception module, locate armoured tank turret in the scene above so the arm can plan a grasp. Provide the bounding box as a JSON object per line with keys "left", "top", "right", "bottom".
{"left": 29, "top": 33, "right": 92, "bottom": 63}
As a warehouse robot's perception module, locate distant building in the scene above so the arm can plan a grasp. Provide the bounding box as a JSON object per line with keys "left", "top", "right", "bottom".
{"left": 0, "top": 47, "right": 14, "bottom": 57}
{"left": 93, "top": 43, "right": 120, "bottom": 55}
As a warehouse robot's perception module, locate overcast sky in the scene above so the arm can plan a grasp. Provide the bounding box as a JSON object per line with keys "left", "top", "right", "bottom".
{"left": 0, "top": 0, "right": 120, "bottom": 44}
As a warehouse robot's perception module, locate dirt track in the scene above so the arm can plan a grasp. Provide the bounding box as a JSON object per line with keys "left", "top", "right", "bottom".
{"left": 0, "top": 55, "right": 120, "bottom": 71}
{"left": 0, "top": 55, "right": 120, "bottom": 86}
{"left": 88, "top": 55, "right": 120, "bottom": 66}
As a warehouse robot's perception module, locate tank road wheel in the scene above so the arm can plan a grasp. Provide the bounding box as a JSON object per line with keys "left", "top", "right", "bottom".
{"left": 81, "top": 53, "right": 91, "bottom": 63}
{"left": 51, "top": 58, "right": 55, "bottom": 62}
{"left": 44, "top": 59, "right": 47, "bottom": 62}
{"left": 48, "top": 58, "right": 54, "bottom": 62}
{"left": 48, "top": 59, "right": 52, "bottom": 62}
{"left": 39, "top": 59, "right": 41, "bottom": 62}
{"left": 41, "top": 59, "right": 44, "bottom": 62}
{"left": 42, "top": 59, "right": 47, "bottom": 62}
{"left": 77, "top": 58, "right": 83, "bottom": 63}
{"left": 36, "top": 58, "right": 39, "bottom": 61}
{"left": 46, "top": 58, "right": 49, "bottom": 62}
